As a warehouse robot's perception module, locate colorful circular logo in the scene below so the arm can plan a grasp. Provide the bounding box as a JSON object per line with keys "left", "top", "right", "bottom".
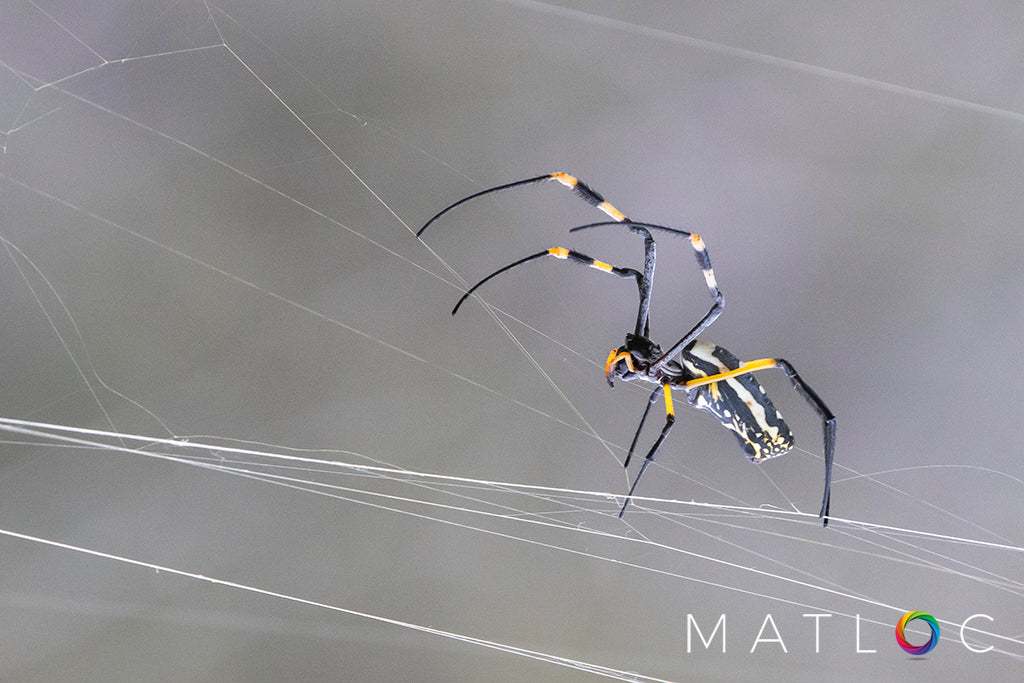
{"left": 895, "top": 611, "right": 940, "bottom": 655}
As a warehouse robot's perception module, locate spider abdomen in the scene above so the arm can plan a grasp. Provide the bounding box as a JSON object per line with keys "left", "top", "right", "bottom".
{"left": 680, "top": 340, "right": 794, "bottom": 463}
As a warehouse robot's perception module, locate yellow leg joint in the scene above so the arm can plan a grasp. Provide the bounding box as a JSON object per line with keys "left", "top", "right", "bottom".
{"left": 663, "top": 383, "right": 675, "bottom": 417}
{"left": 597, "top": 201, "right": 626, "bottom": 222}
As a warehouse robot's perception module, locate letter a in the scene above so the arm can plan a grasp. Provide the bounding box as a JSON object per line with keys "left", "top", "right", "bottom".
{"left": 751, "top": 614, "right": 788, "bottom": 653}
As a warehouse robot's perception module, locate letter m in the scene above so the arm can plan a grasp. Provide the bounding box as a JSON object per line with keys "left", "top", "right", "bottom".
{"left": 687, "top": 614, "right": 726, "bottom": 653}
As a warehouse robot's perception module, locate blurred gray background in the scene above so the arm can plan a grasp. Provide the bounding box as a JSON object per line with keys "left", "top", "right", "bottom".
{"left": 2, "top": 1, "right": 1023, "bottom": 680}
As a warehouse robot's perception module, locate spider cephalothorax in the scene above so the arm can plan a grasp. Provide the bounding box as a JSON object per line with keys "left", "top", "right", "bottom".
{"left": 604, "top": 333, "right": 668, "bottom": 386}
{"left": 418, "top": 172, "right": 836, "bottom": 525}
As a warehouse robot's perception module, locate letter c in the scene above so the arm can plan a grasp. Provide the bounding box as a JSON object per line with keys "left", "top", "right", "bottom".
{"left": 960, "top": 614, "right": 994, "bottom": 653}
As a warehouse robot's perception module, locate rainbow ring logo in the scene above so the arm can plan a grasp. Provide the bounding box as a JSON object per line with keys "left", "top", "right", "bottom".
{"left": 895, "top": 611, "right": 940, "bottom": 655}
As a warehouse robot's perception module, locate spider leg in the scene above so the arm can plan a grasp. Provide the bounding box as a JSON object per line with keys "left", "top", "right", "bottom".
{"left": 619, "top": 383, "right": 676, "bottom": 517}
{"left": 418, "top": 173, "right": 660, "bottom": 335}
{"left": 623, "top": 385, "right": 663, "bottom": 470}
{"left": 568, "top": 221, "right": 666, "bottom": 338}
{"left": 568, "top": 221, "right": 724, "bottom": 359}
{"left": 685, "top": 358, "right": 836, "bottom": 526}
{"left": 417, "top": 174, "right": 552, "bottom": 237}
{"left": 451, "top": 247, "right": 643, "bottom": 315}
{"left": 651, "top": 234, "right": 725, "bottom": 372}
{"left": 417, "top": 172, "right": 627, "bottom": 238}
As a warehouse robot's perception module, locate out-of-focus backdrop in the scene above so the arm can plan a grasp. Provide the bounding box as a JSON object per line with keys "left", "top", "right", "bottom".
{"left": 2, "top": 2, "right": 1022, "bottom": 680}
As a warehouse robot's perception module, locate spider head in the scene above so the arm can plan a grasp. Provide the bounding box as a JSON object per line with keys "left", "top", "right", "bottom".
{"left": 604, "top": 333, "right": 661, "bottom": 386}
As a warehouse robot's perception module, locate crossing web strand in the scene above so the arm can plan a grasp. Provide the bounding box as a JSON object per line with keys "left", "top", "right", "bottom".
{"left": 2, "top": 1, "right": 1024, "bottom": 679}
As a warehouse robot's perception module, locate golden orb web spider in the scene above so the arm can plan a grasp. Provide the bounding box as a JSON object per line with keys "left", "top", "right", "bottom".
{"left": 417, "top": 172, "right": 836, "bottom": 526}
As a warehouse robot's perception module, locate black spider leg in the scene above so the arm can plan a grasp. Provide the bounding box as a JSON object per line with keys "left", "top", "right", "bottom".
{"left": 618, "top": 383, "right": 675, "bottom": 517}
{"left": 416, "top": 174, "right": 553, "bottom": 237}
{"left": 417, "top": 171, "right": 621, "bottom": 238}
{"left": 686, "top": 358, "right": 836, "bottom": 526}
{"left": 432, "top": 175, "right": 658, "bottom": 326}
{"left": 622, "top": 385, "right": 662, "bottom": 470}
{"left": 652, "top": 232, "right": 725, "bottom": 374}
{"left": 569, "top": 220, "right": 703, "bottom": 340}
{"left": 774, "top": 359, "right": 836, "bottom": 526}
{"left": 416, "top": 172, "right": 663, "bottom": 332}
{"left": 451, "top": 247, "right": 644, "bottom": 316}
{"left": 568, "top": 221, "right": 660, "bottom": 337}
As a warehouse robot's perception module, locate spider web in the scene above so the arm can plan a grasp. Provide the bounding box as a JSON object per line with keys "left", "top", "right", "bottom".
{"left": 2, "top": 1, "right": 1024, "bottom": 680}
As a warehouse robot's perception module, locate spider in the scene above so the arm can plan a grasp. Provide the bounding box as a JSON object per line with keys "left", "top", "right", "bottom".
{"left": 417, "top": 172, "right": 835, "bottom": 525}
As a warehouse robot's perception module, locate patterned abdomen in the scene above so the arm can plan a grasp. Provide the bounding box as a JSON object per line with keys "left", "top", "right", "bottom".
{"left": 681, "top": 340, "right": 794, "bottom": 462}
